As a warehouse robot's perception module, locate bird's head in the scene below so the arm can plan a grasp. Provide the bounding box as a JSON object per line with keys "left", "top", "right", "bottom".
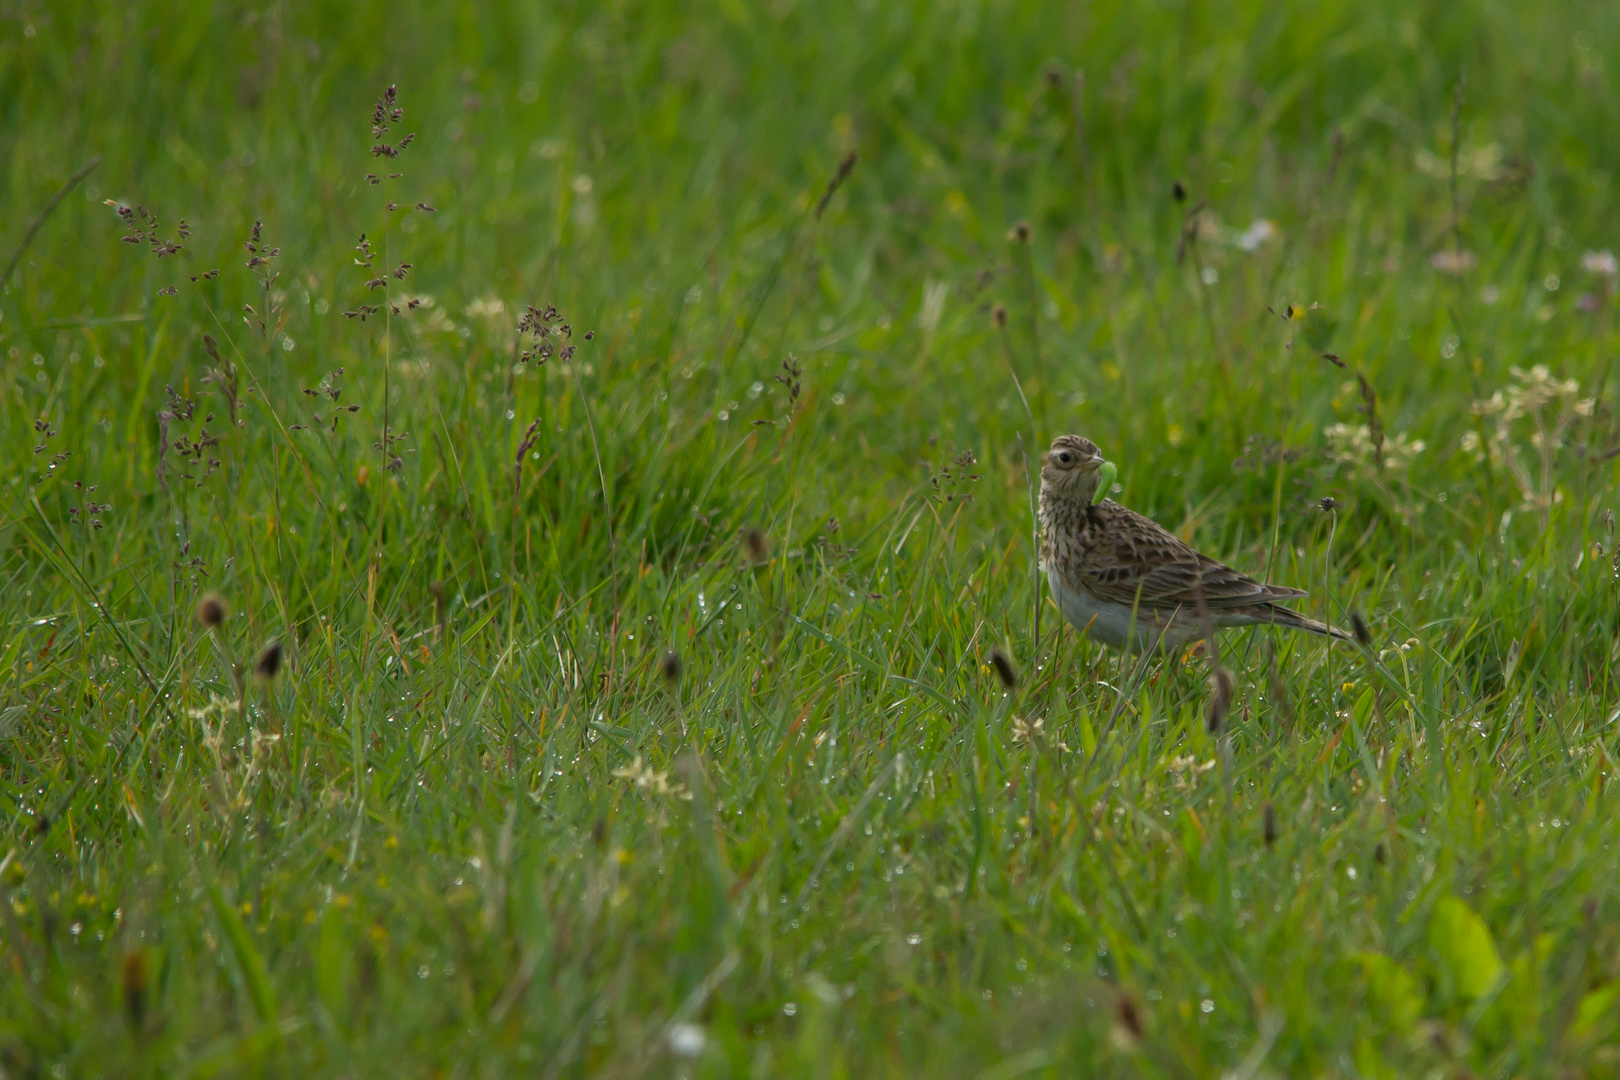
{"left": 1041, "top": 434, "right": 1113, "bottom": 505}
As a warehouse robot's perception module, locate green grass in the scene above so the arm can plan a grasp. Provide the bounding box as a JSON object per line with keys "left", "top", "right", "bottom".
{"left": 3, "top": 1, "right": 1620, "bottom": 1075}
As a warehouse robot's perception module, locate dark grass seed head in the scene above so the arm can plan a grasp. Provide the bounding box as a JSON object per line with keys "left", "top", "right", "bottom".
{"left": 1115, "top": 992, "right": 1143, "bottom": 1041}
{"left": 743, "top": 528, "right": 770, "bottom": 564}
{"left": 196, "top": 593, "right": 227, "bottom": 628}
{"left": 992, "top": 303, "right": 1008, "bottom": 330}
{"left": 254, "top": 640, "right": 283, "bottom": 681}
{"left": 1351, "top": 611, "right": 1373, "bottom": 647}
{"left": 430, "top": 581, "right": 448, "bottom": 633}
{"left": 1206, "top": 668, "right": 1233, "bottom": 734}
{"left": 660, "top": 650, "right": 682, "bottom": 682}
{"left": 814, "top": 150, "right": 859, "bottom": 220}
{"left": 989, "top": 648, "right": 1017, "bottom": 690}
{"left": 1263, "top": 801, "right": 1277, "bottom": 849}
{"left": 121, "top": 951, "right": 148, "bottom": 1030}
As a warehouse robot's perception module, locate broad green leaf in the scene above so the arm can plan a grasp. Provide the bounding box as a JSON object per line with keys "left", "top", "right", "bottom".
{"left": 1484, "top": 932, "right": 1558, "bottom": 1041}
{"left": 1352, "top": 952, "right": 1423, "bottom": 1032}
{"left": 1570, "top": 983, "right": 1618, "bottom": 1041}
{"left": 1352, "top": 1036, "right": 1394, "bottom": 1080}
{"left": 1180, "top": 807, "right": 1204, "bottom": 863}
{"left": 1429, "top": 895, "right": 1503, "bottom": 1000}
{"left": 208, "top": 884, "right": 277, "bottom": 1024}
{"left": 1077, "top": 708, "right": 1096, "bottom": 758}
{"left": 315, "top": 905, "right": 354, "bottom": 1025}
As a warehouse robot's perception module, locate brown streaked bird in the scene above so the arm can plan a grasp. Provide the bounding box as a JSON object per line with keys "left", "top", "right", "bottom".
{"left": 1038, "top": 434, "right": 1352, "bottom": 652}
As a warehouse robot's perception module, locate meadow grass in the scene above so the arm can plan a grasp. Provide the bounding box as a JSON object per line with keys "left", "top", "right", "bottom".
{"left": 3, "top": 1, "right": 1620, "bottom": 1075}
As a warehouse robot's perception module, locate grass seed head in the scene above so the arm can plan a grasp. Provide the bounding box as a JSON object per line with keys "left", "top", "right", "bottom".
{"left": 775, "top": 356, "right": 803, "bottom": 403}
{"left": 254, "top": 640, "right": 283, "bottom": 681}
{"left": 992, "top": 303, "right": 1008, "bottom": 330}
{"left": 1262, "top": 801, "right": 1277, "bottom": 849}
{"left": 1355, "top": 373, "right": 1386, "bottom": 471}
{"left": 743, "top": 528, "right": 770, "bottom": 565}
{"left": 121, "top": 950, "right": 148, "bottom": 1030}
{"left": 1206, "top": 668, "right": 1233, "bottom": 734}
{"left": 660, "top": 650, "right": 682, "bottom": 682}
{"left": 814, "top": 150, "right": 859, "bottom": 220}
{"left": 1172, "top": 179, "right": 1187, "bottom": 203}
{"left": 1008, "top": 220, "right": 1031, "bottom": 244}
{"left": 989, "top": 648, "right": 1018, "bottom": 690}
{"left": 196, "top": 593, "right": 228, "bottom": 629}
{"left": 1115, "top": 992, "right": 1143, "bottom": 1041}
{"left": 1351, "top": 610, "right": 1373, "bottom": 647}
{"left": 430, "top": 581, "right": 447, "bottom": 636}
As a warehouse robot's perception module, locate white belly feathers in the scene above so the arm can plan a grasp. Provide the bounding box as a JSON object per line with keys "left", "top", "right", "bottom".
{"left": 1047, "top": 567, "right": 1186, "bottom": 652}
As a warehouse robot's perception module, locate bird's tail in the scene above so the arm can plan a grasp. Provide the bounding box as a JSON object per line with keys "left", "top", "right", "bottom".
{"left": 1251, "top": 605, "right": 1357, "bottom": 643}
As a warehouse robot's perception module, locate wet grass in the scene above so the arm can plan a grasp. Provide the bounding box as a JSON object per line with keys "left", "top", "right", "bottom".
{"left": 2, "top": 1, "right": 1619, "bottom": 1075}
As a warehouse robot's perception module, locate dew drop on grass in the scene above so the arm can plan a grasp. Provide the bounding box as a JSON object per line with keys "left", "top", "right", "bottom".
{"left": 906, "top": 933, "right": 921, "bottom": 945}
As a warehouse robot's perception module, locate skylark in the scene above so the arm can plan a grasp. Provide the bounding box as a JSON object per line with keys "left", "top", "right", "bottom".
{"left": 1039, "top": 434, "right": 1352, "bottom": 652}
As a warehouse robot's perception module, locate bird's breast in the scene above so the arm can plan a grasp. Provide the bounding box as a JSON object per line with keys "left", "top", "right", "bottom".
{"left": 1047, "top": 568, "right": 1131, "bottom": 648}
{"left": 1045, "top": 568, "right": 1197, "bottom": 652}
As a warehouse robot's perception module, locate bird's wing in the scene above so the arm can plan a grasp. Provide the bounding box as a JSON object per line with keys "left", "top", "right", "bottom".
{"left": 1077, "top": 501, "right": 1305, "bottom": 611}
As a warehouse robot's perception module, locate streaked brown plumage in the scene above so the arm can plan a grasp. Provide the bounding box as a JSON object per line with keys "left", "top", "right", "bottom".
{"left": 1038, "top": 434, "right": 1352, "bottom": 651}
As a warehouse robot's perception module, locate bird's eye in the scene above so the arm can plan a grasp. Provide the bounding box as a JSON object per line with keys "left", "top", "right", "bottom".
{"left": 1057, "top": 452, "right": 1072, "bottom": 464}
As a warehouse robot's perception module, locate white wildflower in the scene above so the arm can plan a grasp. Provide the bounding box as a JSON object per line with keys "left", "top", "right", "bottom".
{"left": 612, "top": 755, "right": 691, "bottom": 800}
{"left": 1430, "top": 250, "right": 1477, "bottom": 274}
{"left": 1581, "top": 250, "right": 1618, "bottom": 277}
{"left": 1234, "top": 219, "right": 1276, "bottom": 252}
{"left": 1325, "top": 424, "right": 1424, "bottom": 471}
{"left": 667, "top": 1023, "right": 706, "bottom": 1058}
{"left": 465, "top": 296, "right": 507, "bottom": 322}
